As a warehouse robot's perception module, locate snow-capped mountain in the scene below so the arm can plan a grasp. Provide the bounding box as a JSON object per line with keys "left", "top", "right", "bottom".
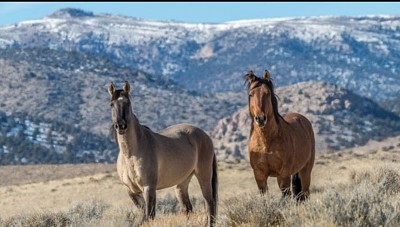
{"left": 1, "top": 8, "right": 399, "bottom": 102}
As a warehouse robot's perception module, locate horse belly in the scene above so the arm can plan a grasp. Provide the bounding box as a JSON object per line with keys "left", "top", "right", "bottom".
{"left": 155, "top": 125, "right": 206, "bottom": 189}
{"left": 156, "top": 151, "right": 197, "bottom": 189}
{"left": 156, "top": 171, "right": 192, "bottom": 190}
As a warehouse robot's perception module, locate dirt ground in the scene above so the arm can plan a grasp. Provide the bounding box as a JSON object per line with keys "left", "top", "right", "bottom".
{"left": 0, "top": 135, "right": 399, "bottom": 219}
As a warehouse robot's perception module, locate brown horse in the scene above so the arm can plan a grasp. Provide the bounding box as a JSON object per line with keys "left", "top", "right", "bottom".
{"left": 244, "top": 70, "right": 315, "bottom": 201}
{"left": 108, "top": 81, "right": 218, "bottom": 226}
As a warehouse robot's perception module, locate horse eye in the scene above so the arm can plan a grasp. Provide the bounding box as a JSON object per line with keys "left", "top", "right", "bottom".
{"left": 110, "top": 103, "right": 114, "bottom": 107}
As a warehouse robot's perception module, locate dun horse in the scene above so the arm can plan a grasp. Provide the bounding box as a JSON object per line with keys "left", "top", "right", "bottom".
{"left": 108, "top": 81, "right": 218, "bottom": 226}
{"left": 244, "top": 70, "right": 315, "bottom": 201}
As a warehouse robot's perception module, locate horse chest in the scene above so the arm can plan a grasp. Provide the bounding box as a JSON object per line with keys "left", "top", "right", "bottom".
{"left": 117, "top": 155, "right": 144, "bottom": 193}
{"left": 250, "top": 149, "right": 284, "bottom": 176}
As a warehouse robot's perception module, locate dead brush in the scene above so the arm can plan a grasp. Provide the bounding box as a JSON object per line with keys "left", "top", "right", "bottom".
{"left": 323, "top": 181, "right": 400, "bottom": 227}
{"left": 0, "top": 200, "right": 109, "bottom": 227}
{"left": 350, "top": 166, "right": 400, "bottom": 195}
{"left": 219, "top": 193, "right": 287, "bottom": 227}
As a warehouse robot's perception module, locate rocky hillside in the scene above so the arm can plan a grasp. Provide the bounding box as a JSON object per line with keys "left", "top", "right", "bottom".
{"left": 0, "top": 48, "right": 244, "bottom": 165}
{"left": 0, "top": 8, "right": 399, "bottom": 104}
{"left": 0, "top": 111, "right": 115, "bottom": 165}
{"left": 0, "top": 48, "right": 244, "bottom": 135}
{"left": 212, "top": 82, "right": 400, "bottom": 162}
{"left": 381, "top": 98, "right": 400, "bottom": 116}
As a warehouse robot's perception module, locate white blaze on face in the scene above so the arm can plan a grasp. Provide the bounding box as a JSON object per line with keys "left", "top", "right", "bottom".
{"left": 118, "top": 97, "right": 124, "bottom": 101}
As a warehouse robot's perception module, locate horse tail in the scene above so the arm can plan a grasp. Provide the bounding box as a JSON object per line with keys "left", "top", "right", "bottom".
{"left": 211, "top": 153, "right": 218, "bottom": 226}
{"left": 212, "top": 154, "right": 218, "bottom": 206}
{"left": 292, "top": 172, "right": 302, "bottom": 200}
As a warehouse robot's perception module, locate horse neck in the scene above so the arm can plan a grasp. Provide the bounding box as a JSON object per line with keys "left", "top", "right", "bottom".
{"left": 117, "top": 113, "right": 142, "bottom": 157}
{"left": 253, "top": 109, "right": 281, "bottom": 145}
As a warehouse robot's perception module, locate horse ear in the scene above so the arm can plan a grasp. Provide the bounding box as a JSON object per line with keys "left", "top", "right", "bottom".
{"left": 108, "top": 82, "right": 115, "bottom": 96}
{"left": 246, "top": 70, "right": 257, "bottom": 83}
{"left": 123, "top": 81, "right": 131, "bottom": 93}
{"left": 263, "top": 69, "right": 271, "bottom": 81}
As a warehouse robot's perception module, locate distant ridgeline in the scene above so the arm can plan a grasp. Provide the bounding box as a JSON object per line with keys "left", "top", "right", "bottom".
{"left": 0, "top": 111, "right": 117, "bottom": 165}
{"left": 1, "top": 9, "right": 399, "bottom": 102}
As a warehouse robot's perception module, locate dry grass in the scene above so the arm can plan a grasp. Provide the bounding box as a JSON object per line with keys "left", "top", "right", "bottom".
{"left": 0, "top": 163, "right": 115, "bottom": 186}
{"left": 1, "top": 143, "right": 400, "bottom": 227}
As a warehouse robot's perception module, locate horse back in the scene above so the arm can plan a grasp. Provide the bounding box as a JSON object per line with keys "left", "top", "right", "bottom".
{"left": 283, "top": 113, "right": 314, "bottom": 138}
{"left": 163, "top": 123, "right": 213, "bottom": 153}
{"left": 160, "top": 123, "right": 211, "bottom": 150}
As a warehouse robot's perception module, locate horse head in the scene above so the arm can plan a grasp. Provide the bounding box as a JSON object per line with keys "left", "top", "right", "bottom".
{"left": 244, "top": 69, "right": 280, "bottom": 128}
{"left": 108, "top": 81, "right": 132, "bottom": 135}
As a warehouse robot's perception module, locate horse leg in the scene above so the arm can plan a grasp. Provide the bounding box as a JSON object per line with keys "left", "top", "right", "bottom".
{"left": 128, "top": 190, "right": 145, "bottom": 212}
{"left": 143, "top": 186, "right": 156, "bottom": 220}
{"left": 253, "top": 168, "right": 268, "bottom": 194}
{"left": 277, "top": 176, "right": 291, "bottom": 197}
{"left": 298, "top": 166, "right": 312, "bottom": 202}
{"left": 175, "top": 173, "right": 194, "bottom": 214}
{"left": 195, "top": 171, "right": 216, "bottom": 227}
{"left": 291, "top": 173, "right": 302, "bottom": 200}
{"left": 297, "top": 148, "right": 315, "bottom": 202}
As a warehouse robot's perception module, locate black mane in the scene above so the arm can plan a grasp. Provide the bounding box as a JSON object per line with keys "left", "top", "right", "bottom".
{"left": 110, "top": 124, "right": 118, "bottom": 144}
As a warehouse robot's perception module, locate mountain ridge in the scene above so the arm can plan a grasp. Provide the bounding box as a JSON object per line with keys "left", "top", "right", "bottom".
{"left": 0, "top": 8, "right": 399, "bottom": 103}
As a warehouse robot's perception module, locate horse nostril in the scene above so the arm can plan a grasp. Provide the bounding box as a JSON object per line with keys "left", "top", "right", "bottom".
{"left": 117, "top": 122, "right": 126, "bottom": 130}
{"left": 255, "top": 115, "right": 266, "bottom": 125}
{"left": 115, "top": 120, "right": 126, "bottom": 131}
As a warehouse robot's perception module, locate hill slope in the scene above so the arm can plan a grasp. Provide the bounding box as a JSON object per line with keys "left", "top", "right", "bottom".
{"left": 0, "top": 48, "right": 244, "bottom": 165}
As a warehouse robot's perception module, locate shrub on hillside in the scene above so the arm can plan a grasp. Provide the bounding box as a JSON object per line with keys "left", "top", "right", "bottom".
{"left": 220, "top": 194, "right": 286, "bottom": 227}
{"left": 350, "top": 167, "right": 400, "bottom": 195}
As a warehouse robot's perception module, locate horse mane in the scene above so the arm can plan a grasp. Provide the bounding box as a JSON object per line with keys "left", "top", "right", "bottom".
{"left": 243, "top": 72, "right": 282, "bottom": 125}
{"left": 110, "top": 124, "right": 118, "bottom": 144}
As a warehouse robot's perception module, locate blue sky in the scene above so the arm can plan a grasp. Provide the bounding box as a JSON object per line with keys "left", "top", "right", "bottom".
{"left": 1, "top": 2, "right": 399, "bottom": 26}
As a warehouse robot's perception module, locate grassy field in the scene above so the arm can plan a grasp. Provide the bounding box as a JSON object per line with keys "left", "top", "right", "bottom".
{"left": 0, "top": 136, "right": 399, "bottom": 226}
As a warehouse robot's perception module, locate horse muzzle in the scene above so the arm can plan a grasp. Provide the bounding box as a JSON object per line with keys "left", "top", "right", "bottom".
{"left": 254, "top": 115, "right": 267, "bottom": 128}
{"left": 114, "top": 122, "right": 127, "bottom": 135}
